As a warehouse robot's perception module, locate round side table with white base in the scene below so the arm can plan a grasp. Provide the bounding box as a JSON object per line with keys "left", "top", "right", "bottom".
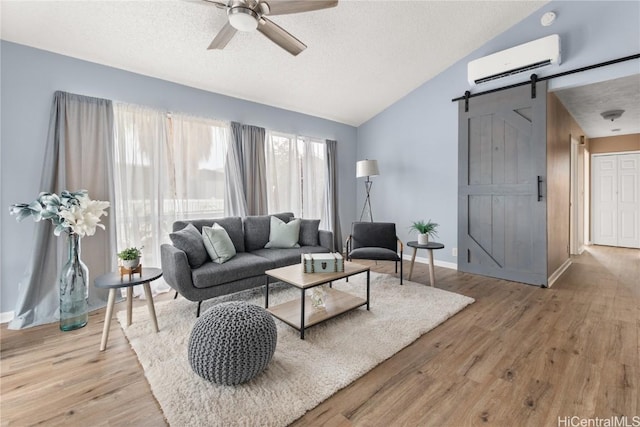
{"left": 406, "top": 241, "right": 445, "bottom": 286}
{"left": 94, "top": 267, "right": 162, "bottom": 351}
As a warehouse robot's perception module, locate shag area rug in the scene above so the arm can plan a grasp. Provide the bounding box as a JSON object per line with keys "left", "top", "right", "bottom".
{"left": 117, "top": 271, "right": 474, "bottom": 426}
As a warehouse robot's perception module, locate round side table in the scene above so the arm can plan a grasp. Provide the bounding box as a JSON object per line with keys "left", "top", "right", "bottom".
{"left": 406, "top": 241, "right": 445, "bottom": 286}
{"left": 95, "top": 267, "right": 163, "bottom": 351}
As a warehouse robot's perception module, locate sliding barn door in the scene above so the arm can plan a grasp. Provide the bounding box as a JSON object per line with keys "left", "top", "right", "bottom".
{"left": 458, "top": 83, "right": 548, "bottom": 286}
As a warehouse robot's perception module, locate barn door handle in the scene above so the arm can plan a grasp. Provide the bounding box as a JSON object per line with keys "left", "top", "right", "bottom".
{"left": 537, "top": 176, "right": 543, "bottom": 201}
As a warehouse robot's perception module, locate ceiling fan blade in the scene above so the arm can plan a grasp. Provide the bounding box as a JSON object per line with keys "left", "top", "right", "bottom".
{"left": 200, "top": 0, "right": 228, "bottom": 8}
{"left": 263, "top": 0, "right": 338, "bottom": 16}
{"left": 208, "top": 22, "right": 238, "bottom": 50}
{"left": 257, "top": 17, "right": 306, "bottom": 56}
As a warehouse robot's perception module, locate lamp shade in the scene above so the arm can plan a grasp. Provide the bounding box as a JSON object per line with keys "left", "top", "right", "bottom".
{"left": 356, "top": 160, "right": 379, "bottom": 178}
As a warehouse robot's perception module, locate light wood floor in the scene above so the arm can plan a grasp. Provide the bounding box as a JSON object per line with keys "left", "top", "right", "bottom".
{"left": 1, "top": 245, "right": 638, "bottom": 426}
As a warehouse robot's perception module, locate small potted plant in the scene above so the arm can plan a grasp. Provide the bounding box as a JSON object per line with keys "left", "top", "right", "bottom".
{"left": 117, "top": 246, "right": 143, "bottom": 269}
{"left": 409, "top": 220, "right": 439, "bottom": 245}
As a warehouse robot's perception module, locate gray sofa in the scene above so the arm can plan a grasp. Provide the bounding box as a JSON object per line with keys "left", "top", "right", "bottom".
{"left": 160, "top": 212, "right": 334, "bottom": 315}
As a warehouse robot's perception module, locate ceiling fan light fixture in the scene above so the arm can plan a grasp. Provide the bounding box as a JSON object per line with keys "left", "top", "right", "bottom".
{"left": 600, "top": 109, "right": 625, "bottom": 121}
{"left": 228, "top": 7, "right": 259, "bottom": 31}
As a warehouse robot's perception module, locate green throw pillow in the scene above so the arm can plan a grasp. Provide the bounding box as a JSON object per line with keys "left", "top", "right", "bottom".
{"left": 265, "top": 217, "right": 301, "bottom": 249}
{"left": 202, "top": 223, "right": 237, "bottom": 264}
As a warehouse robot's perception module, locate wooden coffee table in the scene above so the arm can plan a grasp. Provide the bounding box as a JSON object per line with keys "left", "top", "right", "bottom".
{"left": 265, "top": 262, "right": 370, "bottom": 339}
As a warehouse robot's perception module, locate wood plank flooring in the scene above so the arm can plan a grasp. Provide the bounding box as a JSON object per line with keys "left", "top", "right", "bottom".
{"left": 1, "top": 245, "right": 638, "bottom": 426}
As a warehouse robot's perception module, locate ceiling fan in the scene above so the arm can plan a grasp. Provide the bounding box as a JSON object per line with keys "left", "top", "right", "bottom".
{"left": 202, "top": 0, "right": 338, "bottom": 56}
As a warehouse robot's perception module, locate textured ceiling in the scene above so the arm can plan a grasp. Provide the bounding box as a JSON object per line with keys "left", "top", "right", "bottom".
{"left": 1, "top": 0, "right": 547, "bottom": 126}
{"left": 554, "top": 74, "right": 640, "bottom": 138}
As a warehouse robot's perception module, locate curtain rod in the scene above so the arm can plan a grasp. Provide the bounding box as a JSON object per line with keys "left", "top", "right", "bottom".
{"left": 451, "top": 53, "right": 640, "bottom": 103}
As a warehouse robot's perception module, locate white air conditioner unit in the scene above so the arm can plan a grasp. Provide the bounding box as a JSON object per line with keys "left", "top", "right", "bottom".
{"left": 468, "top": 34, "right": 561, "bottom": 86}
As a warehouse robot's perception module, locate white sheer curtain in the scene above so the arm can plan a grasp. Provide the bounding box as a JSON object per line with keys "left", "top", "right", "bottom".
{"left": 300, "top": 137, "right": 327, "bottom": 219}
{"left": 265, "top": 131, "right": 327, "bottom": 219}
{"left": 113, "top": 104, "right": 229, "bottom": 297}
{"left": 266, "top": 132, "right": 302, "bottom": 216}
{"left": 169, "top": 114, "right": 229, "bottom": 220}
{"left": 113, "top": 103, "right": 171, "bottom": 297}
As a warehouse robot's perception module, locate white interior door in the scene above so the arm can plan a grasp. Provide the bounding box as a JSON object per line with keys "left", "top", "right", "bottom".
{"left": 577, "top": 144, "right": 585, "bottom": 251}
{"left": 617, "top": 154, "right": 640, "bottom": 248}
{"left": 570, "top": 138, "right": 585, "bottom": 254}
{"left": 592, "top": 152, "right": 640, "bottom": 248}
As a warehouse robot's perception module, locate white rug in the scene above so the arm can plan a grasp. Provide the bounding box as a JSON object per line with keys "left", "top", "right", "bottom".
{"left": 117, "top": 271, "right": 474, "bottom": 426}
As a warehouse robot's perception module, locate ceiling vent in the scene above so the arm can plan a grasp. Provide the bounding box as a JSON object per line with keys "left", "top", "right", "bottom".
{"left": 468, "top": 34, "right": 561, "bottom": 86}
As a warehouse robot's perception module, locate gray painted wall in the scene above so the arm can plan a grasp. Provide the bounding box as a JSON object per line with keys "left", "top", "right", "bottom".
{"left": 357, "top": 0, "right": 640, "bottom": 265}
{"left": 0, "top": 41, "right": 357, "bottom": 313}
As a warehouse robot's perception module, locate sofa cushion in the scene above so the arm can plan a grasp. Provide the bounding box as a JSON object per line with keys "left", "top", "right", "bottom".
{"left": 170, "top": 223, "right": 209, "bottom": 268}
{"left": 297, "top": 219, "right": 320, "bottom": 247}
{"left": 252, "top": 246, "right": 328, "bottom": 269}
{"left": 265, "top": 217, "right": 301, "bottom": 249}
{"left": 174, "top": 217, "right": 245, "bottom": 253}
{"left": 191, "top": 253, "right": 276, "bottom": 289}
{"left": 202, "top": 224, "right": 236, "bottom": 264}
{"left": 243, "top": 212, "right": 293, "bottom": 252}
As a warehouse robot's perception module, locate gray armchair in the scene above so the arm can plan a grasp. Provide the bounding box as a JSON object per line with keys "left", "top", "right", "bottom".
{"left": 345, "top": 222, "right": 403, "bottom": 285}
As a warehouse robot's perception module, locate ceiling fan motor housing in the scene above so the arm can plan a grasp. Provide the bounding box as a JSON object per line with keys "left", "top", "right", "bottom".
{"left": 228, "top": 6, "right": 259, "bottom": 31}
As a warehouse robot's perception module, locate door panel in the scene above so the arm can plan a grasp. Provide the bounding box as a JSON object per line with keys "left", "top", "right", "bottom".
{"left": 617, "top": 154, "right": 640, "bottom": 248}
{"left": 593, "top": 156, "right": 618, "bottom": 246}
{"left": 458, "top": 83, "right": 547, "bottom": 286}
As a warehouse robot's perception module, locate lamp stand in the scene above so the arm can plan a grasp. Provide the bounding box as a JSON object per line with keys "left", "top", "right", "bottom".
{"left": 359, "top": 177, "right": 374, "bottom": 222}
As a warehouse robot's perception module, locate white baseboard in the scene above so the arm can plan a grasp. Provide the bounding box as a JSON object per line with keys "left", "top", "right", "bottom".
{"left": 0, "top": 311, "right": 15, "bottom": 324}
{"left": 547, "top": 258, "right": 572, "bottom": 288}
{"left": 402, "top": 254, "right": 457, "bottom": 270}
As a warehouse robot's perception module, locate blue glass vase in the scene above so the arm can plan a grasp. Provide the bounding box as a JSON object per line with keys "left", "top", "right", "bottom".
{"left": 59, "top": 232, "right": 89, "bottom": 331}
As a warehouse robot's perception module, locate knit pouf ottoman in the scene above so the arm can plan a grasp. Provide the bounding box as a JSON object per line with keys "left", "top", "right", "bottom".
{"left": 188, "top": 301, "right": 277, "bottom": 385}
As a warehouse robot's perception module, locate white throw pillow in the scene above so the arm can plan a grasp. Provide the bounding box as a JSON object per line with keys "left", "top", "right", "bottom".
{"left": 265, "top": 217, "right": 301, "bottom": 249}
{"left": 202, "top": 223, "right": 237, "bottom": 264}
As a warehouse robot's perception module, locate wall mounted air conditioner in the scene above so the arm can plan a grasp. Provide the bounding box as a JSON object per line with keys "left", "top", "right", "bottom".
{"left": 468, "top": 34, "right": 561, "bottom": 85}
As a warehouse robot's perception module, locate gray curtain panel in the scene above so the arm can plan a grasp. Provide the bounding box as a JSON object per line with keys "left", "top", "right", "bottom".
{"left": 324, "top": 140, "right": 343, "bottom": 252}
{"left": 9, "top": 91, "right": 116, "bottom": 329}
{"left": 241, "top": 124, "right": 268, "bottom": 215}
{"left": 224, "top": 122, "right": 249, "bottom": 217}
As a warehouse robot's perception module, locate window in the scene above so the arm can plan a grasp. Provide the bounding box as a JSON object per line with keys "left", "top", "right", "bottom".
{"left": 113, "top": 103, "right": 229, "bottom": 293}
{"left": 265, "top": 131, "right": 327, "bottom": 219}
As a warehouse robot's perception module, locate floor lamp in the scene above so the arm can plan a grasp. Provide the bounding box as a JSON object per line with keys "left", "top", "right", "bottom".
{"left": 356, "top": 159, "right": 379, "bottom": 222}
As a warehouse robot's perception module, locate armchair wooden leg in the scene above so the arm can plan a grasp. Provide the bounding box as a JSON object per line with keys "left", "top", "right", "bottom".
{"left": 400, "top": 252, "right": 403, "bottom": 285}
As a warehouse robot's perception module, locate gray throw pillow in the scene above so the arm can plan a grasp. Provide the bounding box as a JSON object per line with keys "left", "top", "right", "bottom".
{"left": 170, "top": 223, "right": 209, "bottom": 268}
{"left": 265, "top": 217, "right": 301, "bottom": 249}
{"left": 291, "top": 218, "right": 320, "bottom": 246}
{"left": 202, "top": 223, "right": 237, "bottom": 264}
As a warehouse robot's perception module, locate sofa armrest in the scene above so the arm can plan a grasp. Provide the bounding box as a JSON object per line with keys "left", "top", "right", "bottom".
{"left": 160, "top": 243, "right": 196, "bottom": 298}
{"left": 318, "top": 230, "right": 334, "bottom": 252}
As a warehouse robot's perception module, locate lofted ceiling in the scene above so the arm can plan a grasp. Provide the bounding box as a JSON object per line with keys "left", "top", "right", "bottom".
{"left": 1, "top": 0, "right": 548, "bottom": 126}
{"left": 554, "top": 74, "right": 640, "bottom": 139}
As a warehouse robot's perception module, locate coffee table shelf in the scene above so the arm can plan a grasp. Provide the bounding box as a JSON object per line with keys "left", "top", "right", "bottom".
{"left": 268, "top": 288, "right": 367, "bottom": 329}
{"left": 265, "top": 262, "right": 370, "bottom": 339}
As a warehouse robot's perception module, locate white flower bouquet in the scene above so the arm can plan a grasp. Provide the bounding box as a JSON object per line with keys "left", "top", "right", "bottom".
{"left": 10, "top": 190, "right": 110, "bottom": 237}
